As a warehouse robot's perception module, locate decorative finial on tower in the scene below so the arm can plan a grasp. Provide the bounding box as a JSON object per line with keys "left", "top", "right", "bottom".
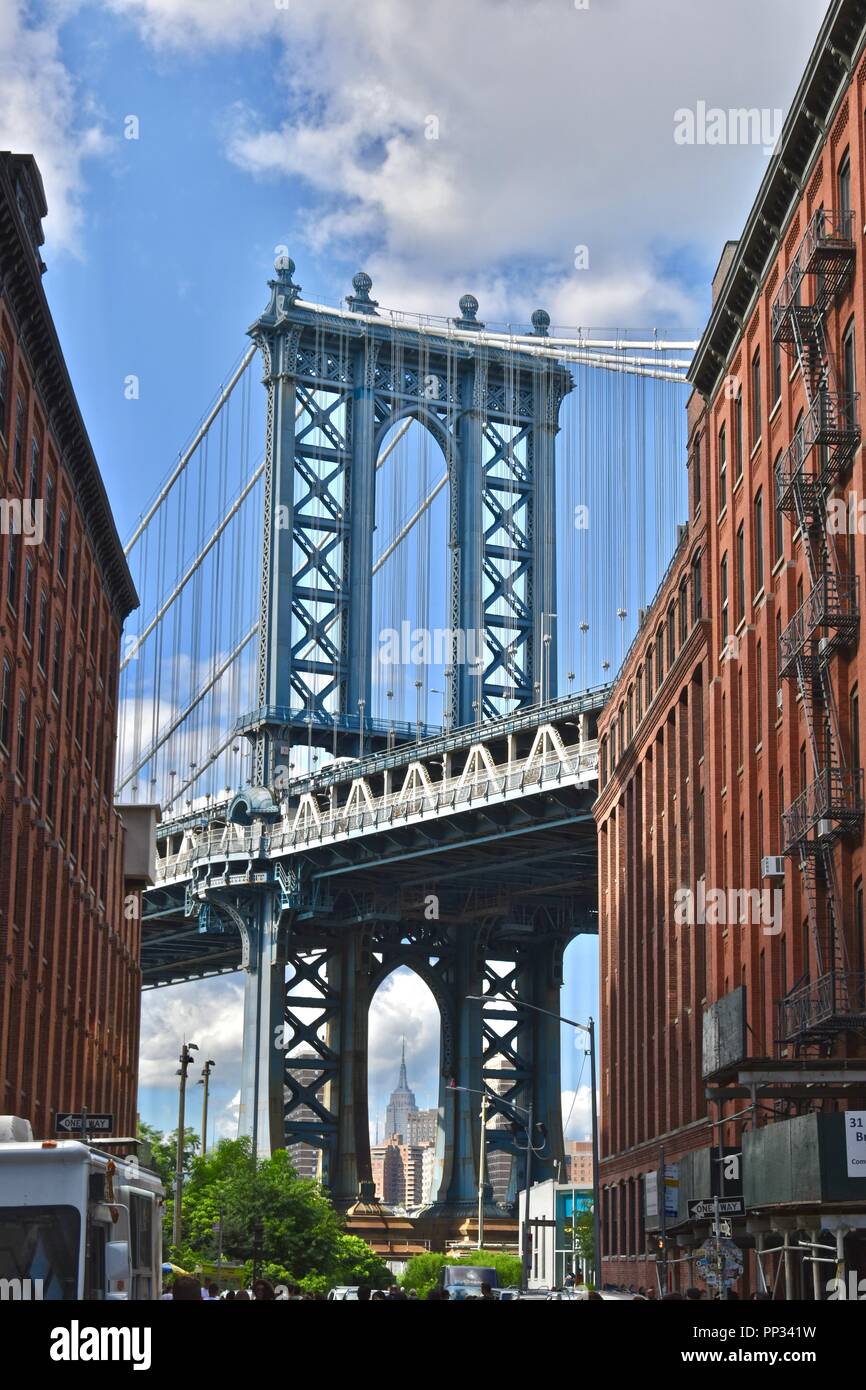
{"left": 250, "top": 254, "right": 302, "bottom": 332}
{"left": 531, "top": 308, "right": 551, "bottom": 337}
{"left": 453, "top": 293, "right": 484, "bottom": 330}
{"left": 346, "top": 270, "right": 379, "bottom": 315}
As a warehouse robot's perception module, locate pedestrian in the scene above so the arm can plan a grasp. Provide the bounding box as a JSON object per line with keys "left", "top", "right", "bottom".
{"left": 685, "top": 1287, "right": 703, "bottom": 1301}
{"left": 357, "top": 1285, "right": 372, "bottom": 1302}
{"left": 252, "top": 1278, "right": 276, "bottom": 1301}
{"left": 479, "top": 1282, "right": 495, "bottom": 1301}
{"left": 204, "top": 1282, "right": 220, "bottom": 1301}
{"left": 234, "top": 1289, "right": 251, "bottom": 1301}
{"left": 171, "top": 1276, "right": 203, "bottom": 1301}
{"left": 371, "top": 1290, "right": 386, "bottom": 1300}
{"left": 564, "top": 1271, "right": 576, "bottom": 1289}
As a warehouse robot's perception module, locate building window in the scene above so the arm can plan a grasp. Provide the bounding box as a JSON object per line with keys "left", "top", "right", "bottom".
{"left": 693, "top": 431, "right": 701, "bottom": 510}
{"left": 656, "top": 627, "right": 664, "bottom": 685}
{"left": 679, "top": 577, "right": 689, "bottom": 644}
{"left": 852, "top": 685, "right": 861, "bottom": 772}
{"left": 751, "top": 348, "right": 761, "bottom": 446}
{"left": 5, "top": 530, "right": 17, "bottom": 611}
{"left": 0, "top": 349, "right": 7, "bottom": 434}
{"left": 52, "top": 622, "right": 62, "bottom": 699}
{"left": 667, "top": 603, "right": 676, "bottom": 666}
{"left": 645, "top": 650, "right": 653, "bottom": 705}
{"left": 13, "top": 395, "right": 25, "bottom": 481}
{"left": 843, "top": 317, "right": 857, "bottom": 429}
{"left": 772, "top": 338, "right": 782, "bottom": 408}
{"left": 754, "top": 490, "right": 764, "bottom": 592}
{"left": 58, "top": 511, "right": 69, "bottom": 582}
{"left": 736, "top": 523, "right": 745, "bottom": 624}
{"left": 838, "top": 148, "right": 852, "bottom": 222}
{"left": 692, "top": 552, "right": 703, "bottom": 623}
{"left": 22, "top": 559, "right": 34, "bottom": 644}
{"left": 627, "top": 687, "right": 634, "bottom": 742}
{"left": 32, "top": 719, "right": 43, "bottom": 801}
{"left": 44, "top": 473, "right": 54, "bottom": 553}
{"left": 28, "top": 437, "right": 40, "bottom": 503}
{"left": 721, "top": 553, "right": 729, "bottom": 642}
{"left": 46, "top": 743, "right": 57, "bottom": 822}
{"left": 718, "top": 421, "right": 727, "bottom": 510}
{"left": 636, "top": 667, "right": 643, "bottom": 723}
{"left": 37, "top": 589, "right": 47, "bottom": 670}
{"left": 16, "top": 691, "right": 27, "bottom": 775}
{"left": 734, "top": 388, "right": 744, "bottom": 479}
{"left": 756, "top": 639, "right": 763, "bottom": 743}
{"left": 601, "top": 736, "right": 608, "bottom": 787}
{"left": 0, "top": 659, "right": 10, "bottom": 748}
{"left": 773, "top": 452, "right": 784, "bottom": 561}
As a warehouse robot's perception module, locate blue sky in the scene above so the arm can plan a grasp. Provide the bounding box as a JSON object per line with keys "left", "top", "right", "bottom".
{"left": 0, "top": 0, "right": 831, "bottom": 1142}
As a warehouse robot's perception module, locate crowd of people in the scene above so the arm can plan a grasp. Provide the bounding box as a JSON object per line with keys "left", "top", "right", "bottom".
{"left": 161, "top": 1277, "right": 500, "bottom": 1301}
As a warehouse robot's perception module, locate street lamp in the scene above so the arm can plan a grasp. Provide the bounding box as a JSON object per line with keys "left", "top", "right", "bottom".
{"left": 414, "top": 679, "right": 423, "bottom": 743}
{"left": 174, "top": 1041, "right": 198, "bottom": 1248}
{"left": 197, "top": 1058, "right": 215, "bottom": 1157}
{"left": 448, "top": 1081, "right": 489, "bottom": 1249}
{"left": 466, "top": 995, "right": 602, "bottom": 1292}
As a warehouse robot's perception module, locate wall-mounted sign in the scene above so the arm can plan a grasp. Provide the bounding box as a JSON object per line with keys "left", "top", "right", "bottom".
{"left": 846, "top": 1112, "right": 866, "bottom": 1178}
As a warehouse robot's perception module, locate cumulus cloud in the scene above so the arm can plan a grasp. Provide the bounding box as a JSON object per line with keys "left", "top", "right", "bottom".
{"left": 138, "top": 975, "right": 245, "bottom": 1086}
{"left": 107, "top": 0, "right": 830, "bottom": 329}
{"left": 0, "top": 2, "right": 109, "bottom": 253}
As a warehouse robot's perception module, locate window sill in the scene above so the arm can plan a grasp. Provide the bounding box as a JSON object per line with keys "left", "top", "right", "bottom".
{"left": 750, "top": 438, "right": 762, "bottom": 461}
{"left": 769, "top": 397, "right": 782, "bottom": 424}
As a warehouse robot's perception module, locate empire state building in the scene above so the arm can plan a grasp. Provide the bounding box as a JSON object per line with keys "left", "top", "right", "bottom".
{"left": 384, "top": 1039, "right": 417, "bottom": 1141}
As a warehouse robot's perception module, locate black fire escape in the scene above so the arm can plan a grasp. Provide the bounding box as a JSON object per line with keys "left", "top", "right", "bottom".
{"left": 772, "top": 206, "right": 866, "bottom": 1045}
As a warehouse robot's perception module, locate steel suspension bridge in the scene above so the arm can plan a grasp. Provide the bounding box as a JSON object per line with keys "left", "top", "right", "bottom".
{"left": 122, "top": 257, "right": 695, "bottom": 1220}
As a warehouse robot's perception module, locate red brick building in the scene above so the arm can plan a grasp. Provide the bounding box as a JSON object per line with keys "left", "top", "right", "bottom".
{"left": 0, "top": 153, "right": 141, "bottom": 1138}
{"left": 596, "top": 0, "right": 866, "bottom": 1297}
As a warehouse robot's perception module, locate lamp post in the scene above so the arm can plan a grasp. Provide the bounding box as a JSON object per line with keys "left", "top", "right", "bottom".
{"left": 174, "top": 1041, "right": 198, "bottom": 1248}
{"left": 466, "top": 994, "right": 602, "bottom": 1291}
{"left": 197, "top": 1058, "right": 215, "bottom": 1157}
{"left": 447, "top": 1080, "right": 490, "bottom": 1250}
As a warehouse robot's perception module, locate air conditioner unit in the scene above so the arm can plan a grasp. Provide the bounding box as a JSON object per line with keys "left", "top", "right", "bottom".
{"left": 818, "top": 636, "right": 829, "bottom": 655}
{"left": 818, "top": 818, "right": 833, "bottom": 838}
{"left": 777, "top": 688, "right": 783, "bottom": 711}
{"left": 761, "top": 855, "right": 786, "bottom": 879}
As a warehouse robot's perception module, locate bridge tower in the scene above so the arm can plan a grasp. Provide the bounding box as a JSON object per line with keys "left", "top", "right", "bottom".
{"left": 218, "top": 259, "right": 579, "bottom": 1217}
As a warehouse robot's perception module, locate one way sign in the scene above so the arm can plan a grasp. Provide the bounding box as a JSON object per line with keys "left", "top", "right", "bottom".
{"left": 55, "top": 1113, "right": 113, "bottom": 1135}
{"left": 688, "top": 1198, "right": 744, "bottom": 1220}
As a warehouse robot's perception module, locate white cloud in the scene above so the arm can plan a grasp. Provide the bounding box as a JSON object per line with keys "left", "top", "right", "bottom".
{"left": 561, "top": 1084, "right": 594, "bottom": 1143}
{"left": 107, "top": 0, "right": 831, "bottom": 329}
{"left": 0, "top": 2, "right": 109, "bottom": 253}
{"left": 138, "top": 975, "right": 245, "bottom": 1086}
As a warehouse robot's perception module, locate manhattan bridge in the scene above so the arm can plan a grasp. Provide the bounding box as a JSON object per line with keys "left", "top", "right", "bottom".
{"left": 121, "top": 257, "right": 695, "bottom": 1221}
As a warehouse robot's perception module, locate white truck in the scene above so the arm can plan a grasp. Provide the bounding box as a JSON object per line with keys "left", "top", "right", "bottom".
{"left": 0, "top": 1116, "right": 164, "bottom": 1300}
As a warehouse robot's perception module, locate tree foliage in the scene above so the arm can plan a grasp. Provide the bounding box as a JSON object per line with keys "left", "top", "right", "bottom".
{"left": 139, "top": 1128, "right": 391, "bottom": 1289}
{"left": 400, "top": 1248, "right": 522, "bottom": 1298}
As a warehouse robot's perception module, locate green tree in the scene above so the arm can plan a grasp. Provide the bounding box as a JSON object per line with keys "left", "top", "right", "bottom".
{"left": 400, "top": 1248, "right": 521, "bottom": 1298}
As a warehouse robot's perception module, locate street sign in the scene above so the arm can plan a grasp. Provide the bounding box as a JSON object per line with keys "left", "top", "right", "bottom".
{"left": 687, "top": 1198, "right": 744, "bottom": 1220}
{"left": 845, "top": 1112, "right": 866, "bottom": 1178}
{"left": 55, "top": 1113, "right": 113, "bottom": 1135}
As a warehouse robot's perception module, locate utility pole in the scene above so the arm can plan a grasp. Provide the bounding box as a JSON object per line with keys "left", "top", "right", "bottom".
{"left": 174, "top": 1041, "right": 198, "bottom": 1248}
{"left": 587, "top": 1016, "right": 601, "bottom": 1291}
{"left": 521, "top": 1101, "right": 535, "bottom": 1293}
{"left": 198, "top": 1058, "right": 215, "bottom": 1157}
{"left": 659, "top": 1144, "right": 668, "bottom": 1296}
{"left": 477, "top": 1090, "right": 488, "bottom": 1250}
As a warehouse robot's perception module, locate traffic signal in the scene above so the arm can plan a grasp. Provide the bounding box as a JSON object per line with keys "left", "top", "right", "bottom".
{"left": 654, "top": 1235, "right": 667, "bottom": 1255}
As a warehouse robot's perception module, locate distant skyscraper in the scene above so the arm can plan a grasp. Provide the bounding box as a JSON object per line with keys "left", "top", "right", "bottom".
{"left": 384, "top": 1038, "right": 418, "bottom": 1141}
{"left": 406, "top": 1107, "right": 437, "bottom": 1147}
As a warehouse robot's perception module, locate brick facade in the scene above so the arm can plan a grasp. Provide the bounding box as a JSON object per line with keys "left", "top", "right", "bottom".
{"left": 595, "top": 2, "right": 866, "bottom": 1295}
{"left": 0, "top": 153, "right": 139, "bottom": 1138}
